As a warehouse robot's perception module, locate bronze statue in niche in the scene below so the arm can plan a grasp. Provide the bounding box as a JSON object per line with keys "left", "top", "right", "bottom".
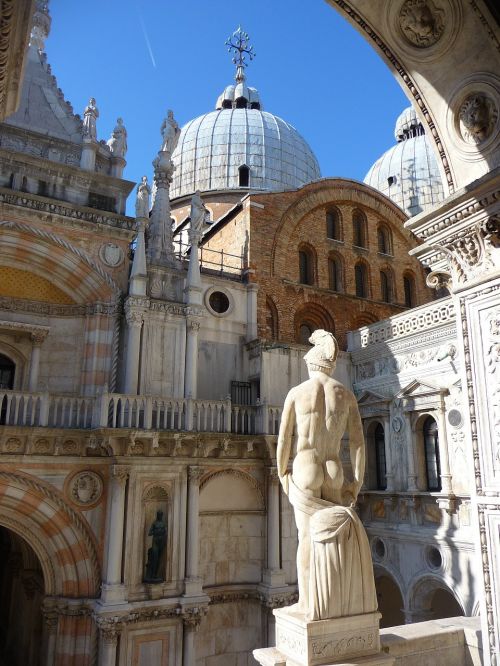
{"left": 144, "top": 510, "right": 167, "bottom": 583}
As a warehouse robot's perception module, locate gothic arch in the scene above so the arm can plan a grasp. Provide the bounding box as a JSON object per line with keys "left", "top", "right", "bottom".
{"left": 0, "top": 220, "right": 120, "bottom": 302}
{"left": 294, "top": 301, "right": 335, "bottom": 343}
{"left": 0, "top": 470, "right": 101, "bottom": 597}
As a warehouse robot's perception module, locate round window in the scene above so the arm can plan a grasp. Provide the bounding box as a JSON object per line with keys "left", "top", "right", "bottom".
{"left": 371, "top": 537, "right": 386, "bottom": 561}
{"left": 208, "top": 291, "right": 230, "bottom": 314}
{"left": 426, "top": 546, "right": 443, "bottom": 570}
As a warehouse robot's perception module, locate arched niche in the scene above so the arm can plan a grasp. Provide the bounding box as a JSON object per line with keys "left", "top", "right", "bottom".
{"left": 409, "top": 574, "right": 465, "bottom": 621}
{"left": 142, "top": 484, "right": 171, "bottom": 585}
{"left": 373, "top": 565, "right": 405, "bottom": 628}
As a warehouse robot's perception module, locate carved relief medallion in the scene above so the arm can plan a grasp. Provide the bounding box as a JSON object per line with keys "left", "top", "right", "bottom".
{"left": 68, "top": 471, "right": 103, "bottom": 506}
{"left": 458, "top": 94, "right": 498, "bottom": 145}
{"left": 99, "top": 242, "right": 124, "bottom": 267}
{"left": 399, "top": 0, "right": 444, "bottom": 48}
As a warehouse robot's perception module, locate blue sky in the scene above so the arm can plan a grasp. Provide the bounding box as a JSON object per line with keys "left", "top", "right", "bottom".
{"left": 47, "top": 0, "right": 409, "bottom": 214}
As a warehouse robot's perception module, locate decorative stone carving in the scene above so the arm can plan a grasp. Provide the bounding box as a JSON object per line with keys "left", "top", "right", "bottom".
{"left": 189, "top": 190, "right": 210, "bottom": 238}
{"left": 69, "top": 471, "right": 103, "bottom": 506}
{"left": 277, "top": 330, "right": 377, "bottom": 620}
{"left": 4, "top": 437, "right": 23, "bottom": 453}
{"left": 135, "top": 175, "right": 151, "bottom": 219}
{"left": 125, "top": 310, "right": 144, "bottom": 328}
{"left": 106, "top": 117, "right": 127, "bottom": 158}
{"left": 399, "top": 0, "right": 444, "bottom": 48}
{"left": 458, "top": 94, "right": 498, "bottom": 145}
{"left": 34, "top": 438, "right": 51, "bottom": 454}
{"left": 486, "top": 309, "right": 500, "bottom": 469}
{"left": 160, "top": 110, "right": 181, "bottom": 156}
{"left": 82, "top": 98, "right": 98, "bottom": 142}
{"left": 99, "top": 242, "right": 124, "bottom": 267}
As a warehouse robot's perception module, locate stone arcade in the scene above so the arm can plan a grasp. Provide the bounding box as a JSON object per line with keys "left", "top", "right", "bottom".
{"left": 0, "top": 1, "right": 499, "bottom": 665}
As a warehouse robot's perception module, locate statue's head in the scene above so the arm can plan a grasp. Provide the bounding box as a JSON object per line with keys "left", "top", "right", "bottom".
{"left": 304, "top": 329, "right": 338, "bottom": 376}
{"left": 156, "top": 510, "right": 163, "bottom": 520}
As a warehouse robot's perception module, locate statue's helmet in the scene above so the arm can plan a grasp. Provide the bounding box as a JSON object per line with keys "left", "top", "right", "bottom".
{"left": 304, "top": 329, "right": 338, "bottom": 373}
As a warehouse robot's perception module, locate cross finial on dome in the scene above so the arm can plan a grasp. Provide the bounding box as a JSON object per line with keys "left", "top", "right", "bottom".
{"left": 225, "top": 26, "right": 255, "bottom": 83}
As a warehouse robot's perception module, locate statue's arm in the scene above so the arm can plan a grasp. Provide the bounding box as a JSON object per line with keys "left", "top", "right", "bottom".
{"left": 277, "top": 392, "right": 295, "bottom": 487}
{"left": 348, "top": 393, "right": 365, "bottom": 500}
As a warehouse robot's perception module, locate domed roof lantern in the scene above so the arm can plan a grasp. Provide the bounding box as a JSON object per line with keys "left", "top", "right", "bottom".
{"left": 395, "top": 106, "right": 425, "bottom": 142}
{"left": 216, "top": 27, "right": 261, "bottom": 110}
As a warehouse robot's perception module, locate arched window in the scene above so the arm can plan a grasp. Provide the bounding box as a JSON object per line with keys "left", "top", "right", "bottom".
{"left": 423, "top": 417, "right": 441, "bottom": 491}
{"left": 265, "top": 298, "right": 278, "bottom": 341}
{"left": 374, "top": 423, "right": 387, "bottom": 490}
{"left": 353, "top": 209, "right": 367, "bottom": 248}
{"left": 377, "top": 225, "right": 392, "bottom": 255}
{"left": 298, "top": 323, "right": 314, "bottom": 345}
{"left": 380, "top": 269, "right": 392, "bottom": 303}
{"left": 326, "top": 208, "right": 341, "bottom": 240}
{"left": 328, "top": 256, "right": 343, "bottom": 292}
{"left": 298, "top": 247, "right": 314, "bottom": 285}
{"left": 355, "top": 262, "right": 368, "bottom": 298}
{"left": 238, "top": 165, "right": 250, "bottom": 187}
{"left": 403, "top": 274, "right": 415, "bottom": 308}
{"left": 0, "top": 354, "right": 15, "bottom": 390}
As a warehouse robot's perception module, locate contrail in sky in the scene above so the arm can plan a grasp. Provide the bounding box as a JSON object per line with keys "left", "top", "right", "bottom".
{"left": 138, "top": 9, "right": 157, "bottom": 68}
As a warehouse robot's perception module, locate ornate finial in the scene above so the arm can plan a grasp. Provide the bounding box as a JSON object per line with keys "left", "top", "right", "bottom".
{"left": 225, "top": 27, "right": 255, "bottom": 83}
{"left": 30, "top": 0, "right": 51, "bottom": 51}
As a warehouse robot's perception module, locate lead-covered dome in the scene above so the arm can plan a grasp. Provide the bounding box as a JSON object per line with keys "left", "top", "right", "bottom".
{"left": 364, "top": 106, "right": 444, "bottom": 217}
{"left": 170, "top": 79, "right": 321, "bottom": 199}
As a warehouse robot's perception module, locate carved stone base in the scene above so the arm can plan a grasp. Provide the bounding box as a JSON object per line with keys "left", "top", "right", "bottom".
{"left": 267, "top": 608, "right": 383, "bottom": 666}
{"left": 100, "top": 583, "right": 127, "bottom": 605}
{"left": 253, "top": 647, "right": 394, "bottom": 666}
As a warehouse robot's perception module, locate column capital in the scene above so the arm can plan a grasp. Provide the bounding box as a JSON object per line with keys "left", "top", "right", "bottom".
{"left": 187, "top": 318, "right": 201, "bottom": 332}
{"left": 266, "top": 466, "right": 280, "bottom": 483}
{"left": 111, "top": 465, "right": 130, "bottom": 483}
{"left": 188, "top": 466, "right": 204, "bottom": 483}
{"left": 31, "top": 330, "right": 48, "bottom": 345}
{"left": 182, "top": 605, "right": 208, "bottom": 630}
{"left": 125, "top": 310, "right": 144, "bottom": 328}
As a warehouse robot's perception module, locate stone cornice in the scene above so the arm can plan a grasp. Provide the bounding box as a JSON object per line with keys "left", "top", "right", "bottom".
{"left": 0, "top": 320, "right": 49, "bottom": 340}
{"left": 0, "top": 296, "right": 121, "bottom": 318}
{"left": 0, "top": 188, "right": 135, "bottom": 236}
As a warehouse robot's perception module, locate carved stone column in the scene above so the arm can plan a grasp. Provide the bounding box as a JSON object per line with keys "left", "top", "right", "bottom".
{"left": 41, "top": 603, "right": 58, "bottom": 666}
{"left": 98, "top": 625, "right": 120, "bottom": 666}
{"left": 184, "top": 466, "right": 203, "bottom": 596}
{"left": 148, "top": 150, "right": 175, "bottom": 265}
{"left": 404, "top": 413, "right": 418, "bottom": 491}
{"left": 262, "top": 467, "right": 286, "bottom": 588}
{"left": 437, "top": 398, "right": 452, "bottom": 494}
{"left": 184, "top": 319, "right": 200, "bottom": 403}
{"left": 124, "top": 309, "right": 143, "bottom": 395}
{"left": 29, "top": 330, "right": 46, "bottom": 391}
{"left": 383, "top": 416, "right": 394, "bottom": 492}
{"left": 181, "top": 610, "right": 205, "bottom": 666}
{"left": 101, "top": 465, "right": 129, "bottom": 604}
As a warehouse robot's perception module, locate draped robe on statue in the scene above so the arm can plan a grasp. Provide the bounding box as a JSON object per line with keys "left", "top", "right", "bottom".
{"left": 288, "top": 476, "right": 377, "bottom": 621}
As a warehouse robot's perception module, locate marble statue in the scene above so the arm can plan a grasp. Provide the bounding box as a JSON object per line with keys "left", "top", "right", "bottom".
{"left": 160, "top": 110, "right": 181, "bottom": 155}
{"left": 107, "top": 117, "right": 127, "bottom": 158}
{"left": 135, "top": 176, "right": 150, "bottom": 219}
{"left": 190, "top": 190, "right": 210, "bottom": 235}
{"left": 144, "top": 510, "right": 167, "bottom": 582}
{"left": 277, "top": 330, "right": 377, "bottom": 621}
{"left": 82, "top": 98, "right": 99, "bottom": 142}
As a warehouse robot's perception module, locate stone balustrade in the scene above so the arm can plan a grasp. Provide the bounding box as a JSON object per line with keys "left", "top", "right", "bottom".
{"left": 0, "top": 388, "right": 282, "bottom": 436}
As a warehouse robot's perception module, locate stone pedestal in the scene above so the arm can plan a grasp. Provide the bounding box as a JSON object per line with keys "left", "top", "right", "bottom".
{"left": 253, "top": 608, "right": 392, "bottom": 666}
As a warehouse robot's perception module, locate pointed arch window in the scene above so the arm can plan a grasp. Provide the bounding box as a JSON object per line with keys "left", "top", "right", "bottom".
{"left": 238, "top": 165, "right": 250, "bottom": 187}
{"left": 423, "top": 417, "right": 441, "bottom": 491}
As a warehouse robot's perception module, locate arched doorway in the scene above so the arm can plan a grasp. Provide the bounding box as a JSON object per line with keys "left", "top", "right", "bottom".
{"left": 375, "top": 572, "right": 405, "bottom": 628}
{"left": 0, "top": 527, "right": 44, "bottom": 665}
{"left": 429, "top": 587, "right": 464, "bottom": 620}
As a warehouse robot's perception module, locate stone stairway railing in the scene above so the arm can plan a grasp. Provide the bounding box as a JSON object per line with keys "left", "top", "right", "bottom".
{"left": 0, "top": 389, "right": 282, "bottom": 435}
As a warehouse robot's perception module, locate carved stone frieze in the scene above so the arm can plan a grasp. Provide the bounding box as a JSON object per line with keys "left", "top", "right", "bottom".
{"left": 399, "top": 0, "right": 445, "bottom": 48}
